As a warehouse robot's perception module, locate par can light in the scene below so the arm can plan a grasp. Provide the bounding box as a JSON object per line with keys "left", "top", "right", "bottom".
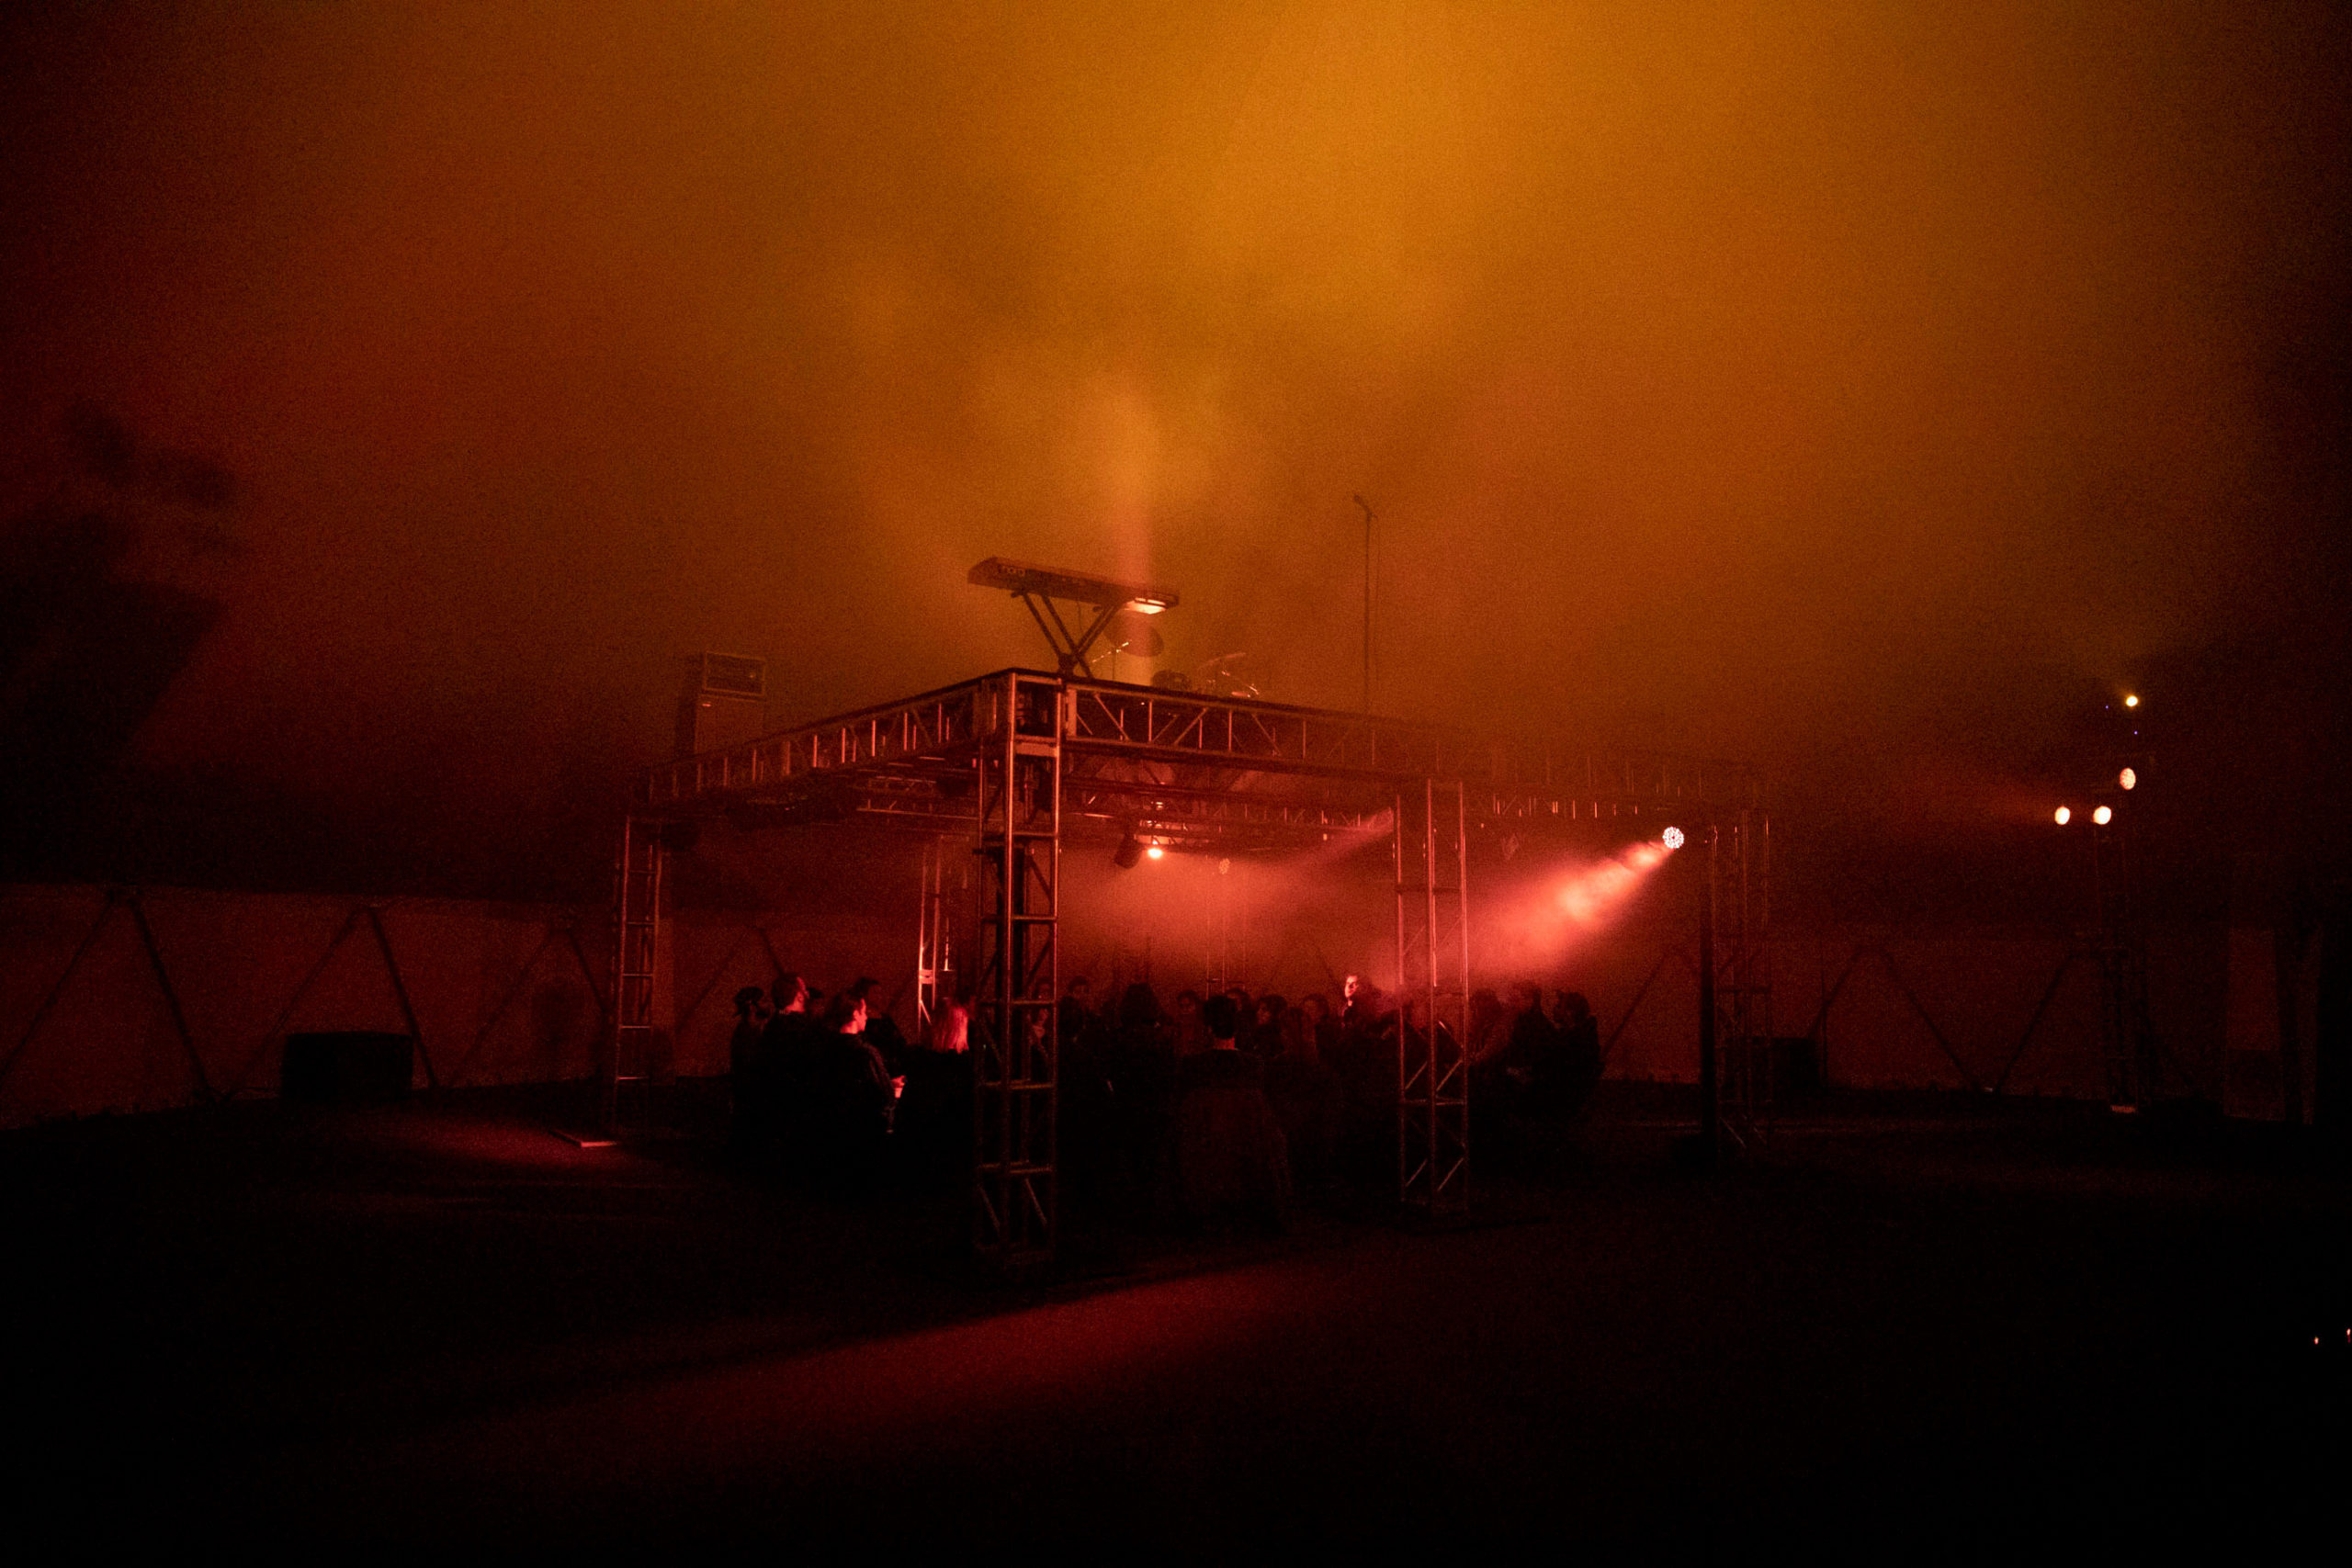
{"left": 2054, "top": 806, "right": 2072, "bottom": 825}
{"left": 1661, "top": 826, "right": 1686, "bottom": 851}
{"left": 2119, "top": 767, "right": 2136, "bottom": 790}
{"left": 2092, "top": 805, "right": 2113, "bottom": 826}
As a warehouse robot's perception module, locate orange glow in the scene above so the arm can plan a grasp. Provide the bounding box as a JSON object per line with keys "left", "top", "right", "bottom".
{"left": 1145, "top": 844, "right": 1165, "bottom": 860}
{"left": 2124, "top": 695, "right": 2141, "bottom": 708}
{"left": 2118, "top": 768, "right": 2136, "bottom": 790}
{"left": 1661, "top": 826, "right": 1686, "bottom": 851}
{"left": 2053, "top": 806, "right": 2072, "bottom": 825}
{"left": 2092, "top": 806, "right": 2112, "bottom": 825}
{"left": 1554, "top": 840, "right": 1672, "bottom": 927}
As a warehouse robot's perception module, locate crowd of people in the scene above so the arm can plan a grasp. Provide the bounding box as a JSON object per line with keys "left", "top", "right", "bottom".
{"left": 728, "top": 968, "right": 1606, "bottom": 1221}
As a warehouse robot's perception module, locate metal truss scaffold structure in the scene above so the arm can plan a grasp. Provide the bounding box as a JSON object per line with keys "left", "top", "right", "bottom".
{"left": 1706, "top": 811, "right": 1773, "bottom": 1151}
{"left": 612, "top": 668, "right": 1758, "bottom": 1261}
{"left": 1395, "top": 780, "right": 1471, "bottom": 1212}
{"left": 972, "top": 673, "right": 1062, "bottom": 1266}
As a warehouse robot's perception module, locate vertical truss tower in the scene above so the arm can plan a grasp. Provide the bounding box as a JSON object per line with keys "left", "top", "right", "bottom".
{"left": 1396, "top": 779, "right": 1471, "bottom": 1212}
{"left": 971, "top": 672, "right": 1061, "bottom": 1268}
{"left": 1709, "top": 810, "right": 1773, "bottom": 1146}
{"left": 602, "top": 815, "right": 663, "bottom": 1133}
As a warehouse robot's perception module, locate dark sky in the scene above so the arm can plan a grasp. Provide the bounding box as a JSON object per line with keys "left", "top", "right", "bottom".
{"left": 3, "top": 2, "right": 2346, "bottom": 907}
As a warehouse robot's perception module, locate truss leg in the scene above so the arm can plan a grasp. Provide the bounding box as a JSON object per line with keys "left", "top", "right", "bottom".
{"left": 973, "top": 673, "right": 1060, "bottom": 1267}
{"left": 1395, "top": 779, "right": 1469, "bottom": 1212}
{"left": 601, "top": 815, "right": 663, "bottom": 1135}
{"left": 917, "top": 836, "right": 944, "bottom": 1046}
{"left": 1699, "top": 811, "right": 1774, "bottom": 1153}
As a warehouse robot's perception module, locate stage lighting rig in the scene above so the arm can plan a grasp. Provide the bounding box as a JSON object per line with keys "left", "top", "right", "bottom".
{"left": 1111, "top": 832, "right": 1169, "bottom": 869}
{"left": 968, "top": 557, "right": 1180, "bottom": 679}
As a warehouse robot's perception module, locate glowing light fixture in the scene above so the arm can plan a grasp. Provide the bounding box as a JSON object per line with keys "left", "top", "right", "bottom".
{"left": 2054, "top": 806, "right": 2072, "bottom": 825}
{"left": 2092, "top": 805, "right": 2113, "bottom": 826}
{"left": 2119, "top": 767, "right": 2136, "bottom": 791}
{"left": 2123, "top": 694, "right": 2139, "bottom": 708}
{"left": 1146, "top": 844, "right": 1165, "bottom": 861}
{"left": 968, "top": 556, "right": 1182, "bottom": 676}
{"left": 1661, "top": 826, "right": 1686, "bottom": 851}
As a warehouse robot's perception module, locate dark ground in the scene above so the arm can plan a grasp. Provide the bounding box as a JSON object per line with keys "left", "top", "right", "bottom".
{"left": 5, "top": 1080, "right": 2344, "bottom": 1549}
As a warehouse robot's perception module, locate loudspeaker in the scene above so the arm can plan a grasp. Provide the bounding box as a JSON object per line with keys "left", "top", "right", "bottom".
{"left": 282, "top": 1032, "right": 414, "bottom": 1104}
{"left": 676, "top": 651, "right": 769, "bottom": 758}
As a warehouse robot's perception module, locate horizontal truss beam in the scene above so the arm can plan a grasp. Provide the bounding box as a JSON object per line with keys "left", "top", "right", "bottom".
{"left": 640, "top": 670, "right": 1753, "bottom": 840}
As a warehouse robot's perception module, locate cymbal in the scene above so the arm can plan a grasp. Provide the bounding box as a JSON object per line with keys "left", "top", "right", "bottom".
{"left": 1103, "top": 609, "right": 1165, "bottom": 658}
{"left": 1193, "top": 651, "right": 1261, "bottom": 698}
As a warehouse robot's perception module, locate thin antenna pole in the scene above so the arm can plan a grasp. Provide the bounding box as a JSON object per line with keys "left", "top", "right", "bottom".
{"left": 1354, "top": 494, "right": 1374, "bottom": 713}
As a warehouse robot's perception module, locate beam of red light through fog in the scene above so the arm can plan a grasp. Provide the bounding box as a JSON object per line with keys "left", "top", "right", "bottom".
{"left": 1487, "top": 836, "right": 1679, "bottom": 974}
{"left": 1555, "top": 840, "right": 1674, "bottom": 926}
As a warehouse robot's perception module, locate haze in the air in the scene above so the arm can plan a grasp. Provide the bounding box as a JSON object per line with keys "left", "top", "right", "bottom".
{"left": 3, "top": 2, "right": 2345, "bottom": 908}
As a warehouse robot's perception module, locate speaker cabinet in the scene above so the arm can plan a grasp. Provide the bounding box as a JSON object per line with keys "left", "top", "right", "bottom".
{"left": 676, "top": 652, "right": 769, "bottom": 757}
{"left": 282, "top": 1032, "right": 414, "bottom": 1104}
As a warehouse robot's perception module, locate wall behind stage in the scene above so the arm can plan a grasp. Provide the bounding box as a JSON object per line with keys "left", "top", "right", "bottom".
{"left": 0, "top": 875, "right": 2278, "bottom": 1127}
{"left": 0, "top": 883, "right": 910, "bottom": 1128}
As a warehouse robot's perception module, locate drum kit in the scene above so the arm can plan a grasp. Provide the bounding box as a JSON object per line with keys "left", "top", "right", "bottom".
{"left": 1097, "top": 609, "right": 1266, "bottom": 699}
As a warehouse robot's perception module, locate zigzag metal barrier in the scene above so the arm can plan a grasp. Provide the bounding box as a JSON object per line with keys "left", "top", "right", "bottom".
{"left": 0, "top": 888, "right": 611, "bottom": 1120}
{"left": 225, "top": 903, "right": 437, "bottom": 1097}
{"left": 1596, "top": 936, "right": 2126, "bottom": 1098}
{"left": 0, "top": 887, "right": 210, "bottom": 1103}
{"left": 444, "top": 921, "right": 609, "bottom": 1089}
{"left": 3, "top": 887, "right": 2148, "bottom": 1122}
{"left": 1801, "top": 944, "right": 1986, "bottom": 1093}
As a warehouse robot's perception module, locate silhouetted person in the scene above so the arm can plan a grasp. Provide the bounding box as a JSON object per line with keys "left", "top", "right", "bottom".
{"left": 1171, "top": 987, "right": 1207, "bottom": 1056}
{"left": 1495, "top": 981, "right": 1558, "bottom": 1111}
{"left": 727, "top": 985, "right": 770, "bottom": 1156}
{"left": 1105, "top": 981, "right": 1176, "bottom": 1214}
{"left": 1173, "top": 994, "right": 1289, "bottom": 1229}
{"left": 899, "top": 991, "right": 973, "bottom": 1187}
{"left": 1265, "top": 1003, "right": 1340, "bottom": 1201}
{"left": 1247, "top": 993, "right": 1286, "bottom": 1058}
{"left": 748, "top": 974, "right": 814, "bottom": 1170}
{"left": 1060, "top": 976, "right": 1096, "bottom": 1049}
{"left": 927, "top": 992, "right": 970, "bottom": 1055}
{"left": 1467, "top": 987, "right": 1509, "bottom": 1068}
{"left": 1330, "top": 977, "right": 1395, "bottom": 1191}
{"left": 1301, "top": 992, "right": 1341, "bottom": 1061}
{"left": 815, "top": 985, "right": 899, "bottom": 1193}
{"left": 1059, "top": 979, "right": 1117, "bottom": 1218}
{"left": 1554, "top": 990, "right": 1602, "bottom": 1115}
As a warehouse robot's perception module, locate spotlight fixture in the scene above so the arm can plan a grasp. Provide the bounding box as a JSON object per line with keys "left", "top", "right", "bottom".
{"left": 2118, "top": 767, "right": 2136, "bottom": 791}
{"left": 1113, "top": 835, "right": 1144, "bottom": 870}
{"left": 1661, "top": 826, "right": 1686, "bottom": 851}
{"left": 2092, "top": 805, "right": 2113, "bottom": 826}
{"left": 2123, "top": 694, "right": 2140, "bottom": 708}
{"left": 1146, "top": 844, "right": 1165, "bottom": 861}
{"left": 2054, "top": 806, "right": 2072, "bottom": 825}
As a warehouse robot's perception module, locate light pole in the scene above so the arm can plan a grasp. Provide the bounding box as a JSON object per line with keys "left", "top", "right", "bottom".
{"left": 1353, "top": 493, "right": 1374, "bottom": 713}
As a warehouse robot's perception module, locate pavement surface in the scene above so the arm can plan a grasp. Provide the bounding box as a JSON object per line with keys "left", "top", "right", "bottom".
{"left": 6, "top": 1083, "right": 2345, "bottom": 1546}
